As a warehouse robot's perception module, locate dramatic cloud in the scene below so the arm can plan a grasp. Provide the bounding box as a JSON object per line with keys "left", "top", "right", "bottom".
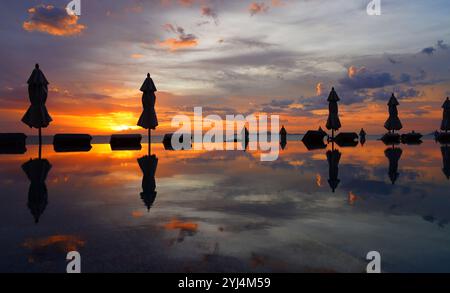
{"left": 178, "top": 0, "right": 196, "bottom": 7}
{"left": 437, "top": 40, "right": 449, "bottom": 50}
{"left": 158, "top": 24, "right": 198, "bottom": 51}
{"left": 1, "top": 1, "right": 450, "bottom": 135}
{"left": 421, "top": 47, "right": 436, "bottom": 55}
{"left": 387, "top": 57, "right": 399, "bottom": 64}
{"left": 371, "top": 87, "right": 422, "bottom": 101}
{"left": 271, "top": 0, "right": 287, "bottom": 7}
{"left": 340, "top": 66, "right": 398, "bottom": 90}
{"left": 130, "top": 53, "right": 144, "bottom": 59}
{"left": 420, "top": 40, "right": 449, "bottom": 55}
{"left": 347, "top": 66, "right": 366, "bottom": 79}
{"left": 316, "top": 82, "right": 323, "bottom": 96}
{"left": 249, "top": 2, "right": 269, "bottom": 16}
{"left": 23, "top": 5, "right": 86, "bottom": 36}
{"left": 201, "top": 6, "right": 219, "bottom": 25}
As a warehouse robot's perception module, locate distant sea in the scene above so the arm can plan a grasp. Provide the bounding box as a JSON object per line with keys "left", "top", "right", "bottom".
{"left": 24, "top": 133, "right": 435, "bottom": 145}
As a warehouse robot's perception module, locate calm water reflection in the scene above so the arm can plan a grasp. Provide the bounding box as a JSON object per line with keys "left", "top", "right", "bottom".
{"left": 1, "top": 140, "right": 450, "bottom": 272}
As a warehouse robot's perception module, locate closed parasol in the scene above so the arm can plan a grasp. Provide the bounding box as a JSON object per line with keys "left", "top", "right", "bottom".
{"left": 137, "top": 73, "right": 158, "bottom": 130}
{"left": 22, "top": 64, "right": 52, "bottom": 144}
{"left": 326, "top": 87, "right": 342, "bottom": 139}
{"left": 384, "top": 93, "right": 403, "bottom": 133}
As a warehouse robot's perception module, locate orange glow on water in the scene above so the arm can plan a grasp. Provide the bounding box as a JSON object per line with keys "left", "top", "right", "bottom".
{"left": 164, "top": 219, "right": 199, "bottom": 232}
{"left": 22, "top": 235, "right": 85, "bottom": 252}
{"left": 316, "top": 174, "right": 322, "bottom": 187}
{"left": 348, "top": 191, "right": 358, "bottom": 206}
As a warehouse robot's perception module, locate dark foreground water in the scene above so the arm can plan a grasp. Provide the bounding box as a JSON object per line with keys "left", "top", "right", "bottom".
{"left": 1, "top": 139, "right": 450, "bottom": 273}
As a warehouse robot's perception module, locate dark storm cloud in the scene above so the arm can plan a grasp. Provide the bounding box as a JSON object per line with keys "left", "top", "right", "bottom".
{"left": 387, "top": 57, "right": 400, "bottom": 65}
{"left": 421, "top": 47, "right": 436, "bottom": 55}
{"left": 267, "top": 99, "right": 295, "bottom": 107}
{"left": 437, "top": 40, "right": 449, "bottom": 50}
{"left": 339, "top": 70, "right": 396, "bottom": 90}
{"left": 371, "top": 87, "right": 422, "bottom": 102}
{"left": 224, "top": 37, "right": 276, "bottom": 49}
{"left": 420, "top": 40, "right": 449, "bottom": 55}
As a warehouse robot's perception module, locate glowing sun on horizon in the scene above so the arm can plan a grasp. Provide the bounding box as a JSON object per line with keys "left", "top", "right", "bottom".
{"left": 111, "top": 124, "right": 140, "bottom": 132}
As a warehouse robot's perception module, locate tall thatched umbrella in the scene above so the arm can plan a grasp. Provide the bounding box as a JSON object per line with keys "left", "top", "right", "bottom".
{"left": 442, "top": 145, "right": 450, "bottom": 180}
{"left": 385, "top": 145, "right": 402, "bottom": 185}
{"left": 137, "top": 155, "right": 158, "bottom": 211}
{"left": 441, "top": 97, "right": 450, "bottom": 133}
{"left": 384, "top": 93, "right": 402, "bottom": 133}
{"left": 137, "top": 73, "right": 158, "bottom": 153}
{"left": 326, "top": 87, "right": 341, "bottom": 140}
{"left": 327, "top": 143, "right": 341, "bottom": 193}
{"left": 22, "top": 64, "right": 52, "bottom": 148}
{"left": 22, "top": 158, "right": 52, "bottom": 223}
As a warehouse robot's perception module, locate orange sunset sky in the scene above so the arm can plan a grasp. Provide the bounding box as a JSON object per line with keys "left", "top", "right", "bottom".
{"left": 1, "top": 0, "right": 450, "bottom": 135}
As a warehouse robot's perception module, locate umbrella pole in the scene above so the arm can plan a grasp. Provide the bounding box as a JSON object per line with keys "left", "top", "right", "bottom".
{"left": 38, "top": 128, "right": 42, "bottom": 159}
{"left": 148, "top": 128, "right": 151, "bottom": 155}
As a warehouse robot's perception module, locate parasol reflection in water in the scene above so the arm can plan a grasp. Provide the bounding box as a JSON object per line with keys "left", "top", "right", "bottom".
{"left": 442, "top": 145, "right": 450, "bottom": 180}
{"left": 138, "top": 154, "right": 158, "bottom": 212}
{"left": 1, "top": 140, "right": 450, "bottom": 272}
{"left": 385, "top": 145, "right": 403, "bottom": 185}
{"left": 326, "top": 143, "right": 341, "bottom": 193}
{"left": 22, "top": 144, "right": 52, "bottom": 224}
